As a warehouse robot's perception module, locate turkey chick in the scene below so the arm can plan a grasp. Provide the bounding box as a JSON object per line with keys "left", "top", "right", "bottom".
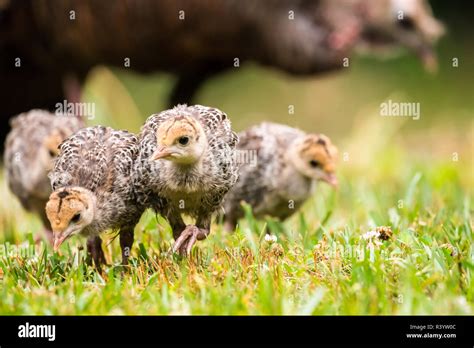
{"left": 3, "top": 109, "right": 83, "bottom": 243}
{"left": 46, "top": 126, "right": 145, "bottom": 267}
{"left": 134, "top": 104, "right": 238, "bottom": 255}
{"left": 224, "top": 122, "right": 338, "bottom": 231}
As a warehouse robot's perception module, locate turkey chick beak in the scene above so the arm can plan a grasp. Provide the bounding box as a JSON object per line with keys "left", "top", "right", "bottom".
{"left": 418, "top": 47, "right": 438, "bottom": 73}
{"left": 53, "top": 232, "right": 69, "bottom": 251}
{"left": 151, "top": 146, "right": 173, "bottom": 160}
{"left": 322, "top": 173, "right": 338, "bottom": 188}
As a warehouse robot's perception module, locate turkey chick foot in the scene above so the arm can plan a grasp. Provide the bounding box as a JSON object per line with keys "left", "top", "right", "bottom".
{"left": 172, "top": 225, "right": 208, "bottom": 256}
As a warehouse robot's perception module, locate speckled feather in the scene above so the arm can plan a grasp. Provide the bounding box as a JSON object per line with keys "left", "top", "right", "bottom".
{"left": 134, "top": 104, "right": 239, "bottom": 224}
{"left": 50, "top": 126, "right": 144, "bottom": 235}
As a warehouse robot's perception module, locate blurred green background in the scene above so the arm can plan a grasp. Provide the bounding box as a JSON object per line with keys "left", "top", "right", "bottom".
{"left": 81, "top": 1, "right": 473, "bottom": 169}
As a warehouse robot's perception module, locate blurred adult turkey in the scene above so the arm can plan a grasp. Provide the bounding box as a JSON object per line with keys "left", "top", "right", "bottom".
{"left": 0, "top": 0, "right": 444, "bottom": 148}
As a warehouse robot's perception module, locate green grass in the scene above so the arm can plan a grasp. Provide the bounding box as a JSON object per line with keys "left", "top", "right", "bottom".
{"left": 1, "top": 40, "right": 473, "bottom": 314}
{"left": 0, "top": 116, "right": 472, "bottom": 315}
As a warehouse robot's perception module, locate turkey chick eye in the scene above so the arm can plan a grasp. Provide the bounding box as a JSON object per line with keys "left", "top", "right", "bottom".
{"left": 309, "top": 160, "right": 321, "bottom": 168}
{"left": 71, "top": 213, "right": 81, "bottom": 223}
{"left": 178, "top": 136, "right": 189, "bottom": 146}
{"left": 48, "top": 150, "right": 56, "bottom": 157}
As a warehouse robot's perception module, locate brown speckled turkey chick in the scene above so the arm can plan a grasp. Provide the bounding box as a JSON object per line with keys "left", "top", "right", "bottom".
{"left": 223, "top": 122, "right": 338, "bottom": 231}
{"left": 46, "top": 126, "right": 145, "bottom": 267}
{"left": 3, "top": 109, "right": 83, "bottom": 242}
{"left": 133, "top": 104, "right": 239, "bottom": 255}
